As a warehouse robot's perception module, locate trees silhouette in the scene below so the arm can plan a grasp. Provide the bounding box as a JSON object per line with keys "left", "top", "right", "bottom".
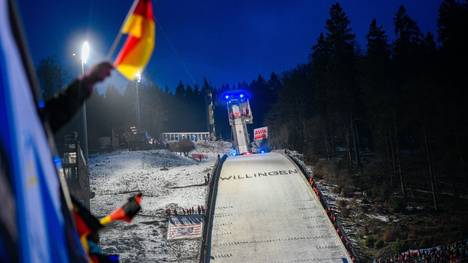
{"left": 37, "top": 56, "right": 64, "bottom": 100}
{"left": 265, "top": 2, "right": 468, "bottom": 207}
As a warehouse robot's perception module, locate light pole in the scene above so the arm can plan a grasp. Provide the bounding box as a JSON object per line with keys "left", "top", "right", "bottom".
{"left": 81, "top": 41, "right": 90, "bottom": 161}
{"left": 135, "top": 72, "right": 141, "bottom": 129}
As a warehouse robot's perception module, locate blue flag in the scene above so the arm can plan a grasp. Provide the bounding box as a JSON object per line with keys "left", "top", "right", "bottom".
{"left": 0, "top": 0, "right": 85, "bottom": 262}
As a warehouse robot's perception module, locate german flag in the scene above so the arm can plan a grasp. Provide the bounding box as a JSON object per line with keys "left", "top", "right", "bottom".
{"left": 100, "top": 193, "right": 143, "bottom": 225}
{"left": 71, "top": 197, "right": 103, "bottom": 255}
{"left": 114, "top": 0, "right": 155, "bottom": 80}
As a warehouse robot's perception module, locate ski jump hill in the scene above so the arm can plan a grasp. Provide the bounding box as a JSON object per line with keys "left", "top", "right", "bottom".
{"left": 202, "top": 152, "right": 352, "bottom": 262}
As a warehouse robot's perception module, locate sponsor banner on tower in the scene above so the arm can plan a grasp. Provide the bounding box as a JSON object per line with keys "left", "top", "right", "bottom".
{"left": 254, "top": 126, "right": 268, "bottom": 141}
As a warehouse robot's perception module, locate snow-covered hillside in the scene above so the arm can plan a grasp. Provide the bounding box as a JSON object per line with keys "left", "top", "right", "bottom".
{"left": 89, "top": 141, "right": 230, "bottom": 262}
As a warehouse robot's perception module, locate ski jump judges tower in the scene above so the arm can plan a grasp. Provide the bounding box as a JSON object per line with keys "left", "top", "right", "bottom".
{"left": 223, "top": 90, "right": 253, "bottom": 154}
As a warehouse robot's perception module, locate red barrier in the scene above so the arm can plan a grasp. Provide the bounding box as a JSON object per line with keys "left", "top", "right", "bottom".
{"left": 308, "top": 177, "right": 357, "bottom": 261}
{"left": 191, "top": 153, "right": 208, "bottom": 162}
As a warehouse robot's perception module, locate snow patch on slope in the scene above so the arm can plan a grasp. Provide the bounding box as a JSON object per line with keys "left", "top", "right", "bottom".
{"left": 90, "top": 142, "right": 230, "bottom": 262}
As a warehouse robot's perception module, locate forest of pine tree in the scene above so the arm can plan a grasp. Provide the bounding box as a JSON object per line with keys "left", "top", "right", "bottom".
{"left": 265, "top": 1, "right": 468, "bottom": 210}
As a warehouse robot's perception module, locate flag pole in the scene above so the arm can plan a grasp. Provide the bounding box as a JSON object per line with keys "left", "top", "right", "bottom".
{"left": 107, "top": 0, "right": 140, "bottom": 60}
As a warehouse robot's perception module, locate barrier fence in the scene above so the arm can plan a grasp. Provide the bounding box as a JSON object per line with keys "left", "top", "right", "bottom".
{"left": 199, "top": 154, "right": 228, "bottom": 263}
{"left": 61, "top": 137, "right": 90, "bottom": 209}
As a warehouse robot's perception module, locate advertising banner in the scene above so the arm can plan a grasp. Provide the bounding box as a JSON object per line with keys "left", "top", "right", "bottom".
{"left": 254, "top": 127, "right": 268, "bottom": 141}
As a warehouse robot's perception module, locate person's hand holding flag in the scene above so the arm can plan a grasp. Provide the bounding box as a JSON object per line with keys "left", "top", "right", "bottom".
{"left": 81, "top": 62, "right": 114, "bottom": 93}
{"left": 83, "top": 62, "right": 113, "bottom": 84}
{"left": 72, "top": 193, "right": 142, "bottom": 262}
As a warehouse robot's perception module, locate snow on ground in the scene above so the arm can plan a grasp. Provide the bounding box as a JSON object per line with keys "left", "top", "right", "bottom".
{"left": 367, "top": 214, "right": 390, "bottom": 223}
{"left": 210, "top": 152, "right": 352, "bottom": 262}
{"left": 89, "top": 141, "right": 230, "bottom": 263}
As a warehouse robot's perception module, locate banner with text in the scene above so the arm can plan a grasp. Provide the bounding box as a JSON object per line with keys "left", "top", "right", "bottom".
{"left": 254, "top": 126, "right": 268, "bottom": 141}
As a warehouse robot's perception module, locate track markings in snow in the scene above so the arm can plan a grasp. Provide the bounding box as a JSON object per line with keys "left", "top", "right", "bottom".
{"left": 209, "top": 152, "right": 352, "bottom": 262}
{"left": 219, "top": 168, "right": 299, "bottom": 181}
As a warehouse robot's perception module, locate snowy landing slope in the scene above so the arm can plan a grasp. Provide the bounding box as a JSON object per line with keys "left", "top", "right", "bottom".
{"left": 210, "top": 152, "right": 351, "bottom": 262}
{"left": 90, "top": 143, "right": 229, "bottom": 262}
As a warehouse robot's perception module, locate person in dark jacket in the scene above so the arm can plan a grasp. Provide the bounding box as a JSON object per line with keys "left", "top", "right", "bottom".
{"left": 39, "top": 61, "right": 121, "bottom": 260}
{"left": 41, "top": 61, "right": 113, "bottom": 132}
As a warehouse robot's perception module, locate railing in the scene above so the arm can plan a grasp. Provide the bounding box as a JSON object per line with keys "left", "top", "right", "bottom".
{"left": 61, "top": 139, "right": 90, "bottom": 209}
{"left": 199, "top": 154, "right": 228, "bottom": 263}
{"left": 161, "top": 132, "right": 210, "bottom": 143}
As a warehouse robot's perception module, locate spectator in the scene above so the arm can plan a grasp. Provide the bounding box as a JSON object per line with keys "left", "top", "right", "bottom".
{"left": 42, "top": 62, "right": 113, "bottom": 132}
{"left": 375, "top": 239, "right": 468, "bottom": 263}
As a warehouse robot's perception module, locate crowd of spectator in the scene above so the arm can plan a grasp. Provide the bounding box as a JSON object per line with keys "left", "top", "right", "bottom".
{"left": 165, "top": 205, "right": 206, "bottom": 216}
{"left": 375, "top": 239, "right": 468, "bottom": 263}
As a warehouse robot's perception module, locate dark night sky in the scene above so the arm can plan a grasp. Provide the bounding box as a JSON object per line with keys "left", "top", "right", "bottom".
{"left": 17, "top": 0, "right": 442, "bottom": 90}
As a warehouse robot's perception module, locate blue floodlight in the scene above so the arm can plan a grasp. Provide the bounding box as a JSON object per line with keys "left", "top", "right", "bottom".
{"left": 229, "top": 149, "right": 237, "bottom": 156}
{"left": 260, "top": 150, "right": 265, "bottom": 154}
{"left": 220, "top": 90, "right": 250, "bottom": 103}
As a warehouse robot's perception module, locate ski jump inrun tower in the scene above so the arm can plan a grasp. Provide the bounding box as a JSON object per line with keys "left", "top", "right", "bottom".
{"left": 223, "top": 90, "right": 253, "bottom": 154}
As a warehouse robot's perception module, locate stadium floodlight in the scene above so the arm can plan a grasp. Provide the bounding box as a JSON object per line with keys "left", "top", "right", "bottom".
{"left": 81, "top": 41, "right": 90, "bottom": 65}
{"left": 225, "top": 95, "right": 230, "bottom": 100}
{"left": 240, "top": 94, "right": 244, "bottom": 98}
{"left": 136, "top": 72, "right": 142, "bottom": 83}
{"left": 80, "top": 40, "right": 91, "bottom": 162}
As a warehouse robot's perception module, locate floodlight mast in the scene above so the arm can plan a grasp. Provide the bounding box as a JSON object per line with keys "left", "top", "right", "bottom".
{"left": 135, "top": 72, "right": 142, "bottom": 128}
{"left": 81, "top": 41, "right": 90, "bottom": 74}
{"left": 224, "top": 91, "right": 253, "bottom": 154}
{"left": 80, "top": 41, "right": 90, "bottom": 161}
